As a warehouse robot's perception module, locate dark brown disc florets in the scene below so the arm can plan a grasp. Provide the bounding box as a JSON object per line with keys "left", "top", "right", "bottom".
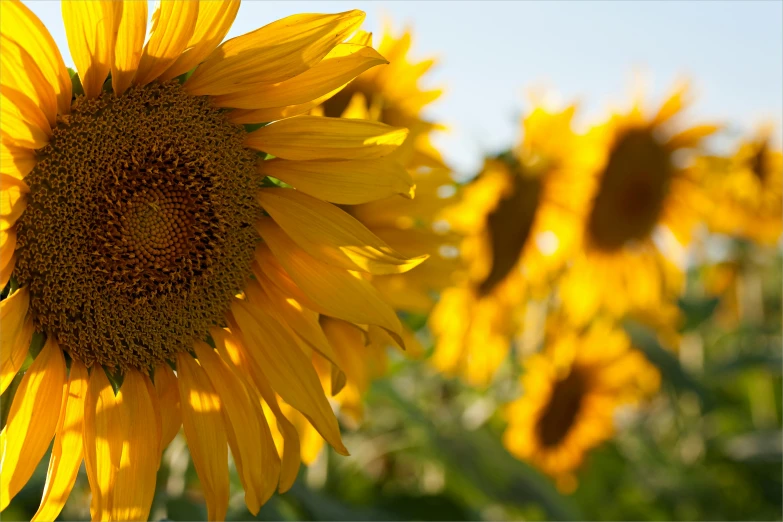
{"left": 15, "top": 82, "right": 261, "bottom": 371}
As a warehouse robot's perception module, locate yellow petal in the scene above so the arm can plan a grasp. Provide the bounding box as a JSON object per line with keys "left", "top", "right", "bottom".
{"left": 668, "top": 124, "right": 720, "bottom": 149}
{"left": 32, "top": 360, "right": 88, "bottom": 522}
{"left": 348, "top": 30, "right": 372, "bottom": 46}
{"left": 142, "top": 373, "right": 162, "bottom": 465}
{"left": 257, "top": 188, "right": 426, "bottom": 275}
{"left": 111, "top": 0, "right": 147, "bottom": 95}
{"left": 256, "top": 218, "right": 405, "bottom": 346}
{"left": 320, "top": 317, "right": 370, "bottom": 395}
{"left": 211, "top": 328, "right": 299, "bottom": 493}
{"left": 226, "top": 87, "right": 340, "bottom": 124}
{"left": 260, "top": 157, "right": 414, "bottom": 205}
{"left": 154, "top": 363, "right": 182, "bottom": 456}
{"left": 62, "top": 0, "right": 115, "bottom": 98}
{"left": 83, "top": 366, "right": 122, "bottom": 521}
{"left": 133, "top": 0, "right": 199, "bottom": 87}
{"left": 0, "top": 287, "right": 33, "bottom": 386}
{"left": 245, "top": 116, "right": 408, "bottom": 160}
{"left": 212, "top": 43, "right": 387, "bottom": 109}
{"left": 253, "top": 246, "right": 326, "bottom": 314}
{"left": 0, "top": 337, "right": 65, "bottom": 511}
{"left": 159, "top": 0, "right": 240, "bottom": 81}
{"left": 110, "top": 370, "right": 159, "bottom": 522}
{"left": 1, "top": 184, "right": 28, "bottom": 231}
{"left": 246, "top": 276, "right": 345, "bottom": 393}
{"left": 185, "top": 10, "right": 365, "bottom": 96}
{"left": 0, "top": 252, "right": 15, "bottom": 288}
{"left": 653, "top": 82, "right": 689, "bottom": 125}
{"left": 0, "top": 0, "right": 72, "bottom": 115}
{"left": 230, "top": 298, "right": 348, "bottom": 456}
{"left": 0, "top": 35, "right": 57, "bottom": 126}
{"left": 194, "top": 341, "right": 271, "bottom": 514}
{"left": 0, "top": 89, "right": 51, "bottom": 149}
{"left": 176, "top": 352, "right": 229, "bottom": 522}
{"left": 0, "top": 226, "right": 16, "bottom": 272}
{"left": 0, "top": 286, "right": 28, "bottom": 345}
{"left": 0, "top": 316, "right": 32, "bottom": 395}
{"left": 0, "top": 140, "right": 37, "bottom": 181}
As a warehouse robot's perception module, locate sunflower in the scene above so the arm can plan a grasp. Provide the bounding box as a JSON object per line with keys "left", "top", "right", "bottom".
{"left": 503, "top": 320, "right": 660, "bottom": 492}
{"left": 0, "top": 2, "right": 427, "bottom": 520}
{"left": 559, "top": 84, "right": 718, "bottom": 326}
{"left": 698, "top": 127, "right": 782, "bottom": 245}
{"left": 430, "top": 102, "right": 588, "bottom": 386}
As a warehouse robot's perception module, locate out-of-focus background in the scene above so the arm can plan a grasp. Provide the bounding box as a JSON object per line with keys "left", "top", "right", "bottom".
{"left": 5, "top": 1, "right": 782, "bottom": 521}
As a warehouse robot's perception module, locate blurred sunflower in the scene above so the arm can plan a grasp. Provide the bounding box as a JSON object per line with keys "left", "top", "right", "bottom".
{"left": 430, "top": 103, "right": 588, "bottom": 386}
{"left": 0, "top": 1, "right": 426, "bottom": 520}
{"left": 503, "top": 320, "right": 660, "bottom": 492}
{"left": 560, "top": 85, "right": 718, "bottom": 325}
{"left": 698, "top": 127, "right": 782, "bottom": 245}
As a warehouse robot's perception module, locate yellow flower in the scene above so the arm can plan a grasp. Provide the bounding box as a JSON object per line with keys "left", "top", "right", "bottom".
{"left": 698, "top": 127, "right": 782, "bottom": 245}
{"left": 503, "top": 321, "right": 660, "bottom": 492}
{"left": 430, "top": 102, "right": 587, "bottom": 386}
{"left": 0, "top": 2, "right": 424, "bottom": 520}
{"left": 560, "top": 84, "right": 718, "bottom": 325}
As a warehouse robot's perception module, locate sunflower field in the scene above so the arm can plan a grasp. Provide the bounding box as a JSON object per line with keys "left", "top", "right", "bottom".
{"left": 0, "top": 1, "right": 781, "bottom": 521}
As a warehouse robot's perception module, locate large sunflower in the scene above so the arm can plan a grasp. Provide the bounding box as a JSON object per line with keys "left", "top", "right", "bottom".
{"left": 503, "top": 320, "right": 660, "bottom": 492}
{"left": 698, "top": 127, "right": 782, "bottom": 245}
{"left": 430, "top": 103, "right": 588, "bottom": 386}
{"left": 0, "top": 2, "right": 427, "bottom": 520}
{"left": 560, "top": 85, "right": 718, "bottom": 326}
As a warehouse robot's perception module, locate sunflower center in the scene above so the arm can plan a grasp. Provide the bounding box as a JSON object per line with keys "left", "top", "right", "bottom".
{"left": 14, "top": 82, "right": 260, "bottom": 371}
{"left": 750, "top": 142, "right": 768, "bottom": 182}
{"left": 536, "top": 367, "right": 588, "bottom": 448}
{"left": 478, "top": 168, "right": 542, "bottom": 296}
{"left": 586, "top": 129, "right": 672, "bottom": 251}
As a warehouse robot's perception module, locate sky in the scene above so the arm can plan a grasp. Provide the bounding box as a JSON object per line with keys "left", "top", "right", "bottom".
{"left": 26, "top": 0, "right": 783, "bottom": 176}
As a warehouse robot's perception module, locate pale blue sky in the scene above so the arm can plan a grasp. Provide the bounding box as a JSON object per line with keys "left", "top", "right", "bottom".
{"left": 26, "top": 0, "right": 783, "bottom": 175}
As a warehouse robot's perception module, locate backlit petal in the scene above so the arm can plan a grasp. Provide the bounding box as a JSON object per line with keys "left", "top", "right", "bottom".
{"left": 134, "top": 0, "right": 199, "bottom": 87}
{"left": 186, "top": 10, "right": 365, "bottom": 96}
{"left": 226, "top": 88, "right": 339, "bottom": 124}
{"left": 0, "top": 89, "right": 51, "bottom": 149}
{"left": 111, "top": 0, "right": 147, "bottom": 95}
{"left": 1, "top": 184, "right": 28, "bottom": 231}
{"left": 160, "top": 0, "right": 240, "bottom": 81}
{"left": 176, "top": 353, "right": 229, "bottom": 522}
{"left": 259, "top": 157, "right": 414, "bottom": 205}
{"left": 110, "top": 371, "right": 159, "bottom": 522}
{"left": 194, "top": 342, "right": 269, "bottom": 514}
{"left": 245, "top": 116, "right": 408, "bottom": 161}
{"left": 83, "top": 366, "right": 122, "bottom": 521}
{"left": 230, "top": 298, "right": 348, "bottom": 455}
{"left": 257, "top": 188, "right": 426, "bottom": 274}
{"left": 212, "top": 43, "right": 386, "bottom": 109}
{"left": 32, "top": 360, "right": 88, "bottom": 522}
{"left": 246, "top": 276, "right": 345, "bottom": 394}
{"left": 256, "top": 218, "right": 405, "bottom": 346}
{"left": 0, "top": 337, "right": 65, "bottom": 511}
{"left": 62, "top": 0, "right": 115, "bottom": 98}
{"left": 0, "top": 316, "right": 32, "bottom": 395}
{"left": 0, "top": 35, "right": 57, "bottom": 126}
{"left": 0, "top": 141, "right": 37, "bottom": 181}
{"left": 211, "top": 329, "right": 301, "bottom": 493}
{"left": 0, "top": 0, "right": 72, "bottom": 115}
{"left": 154, "top": 364, "right": 182, "bottom": 455}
